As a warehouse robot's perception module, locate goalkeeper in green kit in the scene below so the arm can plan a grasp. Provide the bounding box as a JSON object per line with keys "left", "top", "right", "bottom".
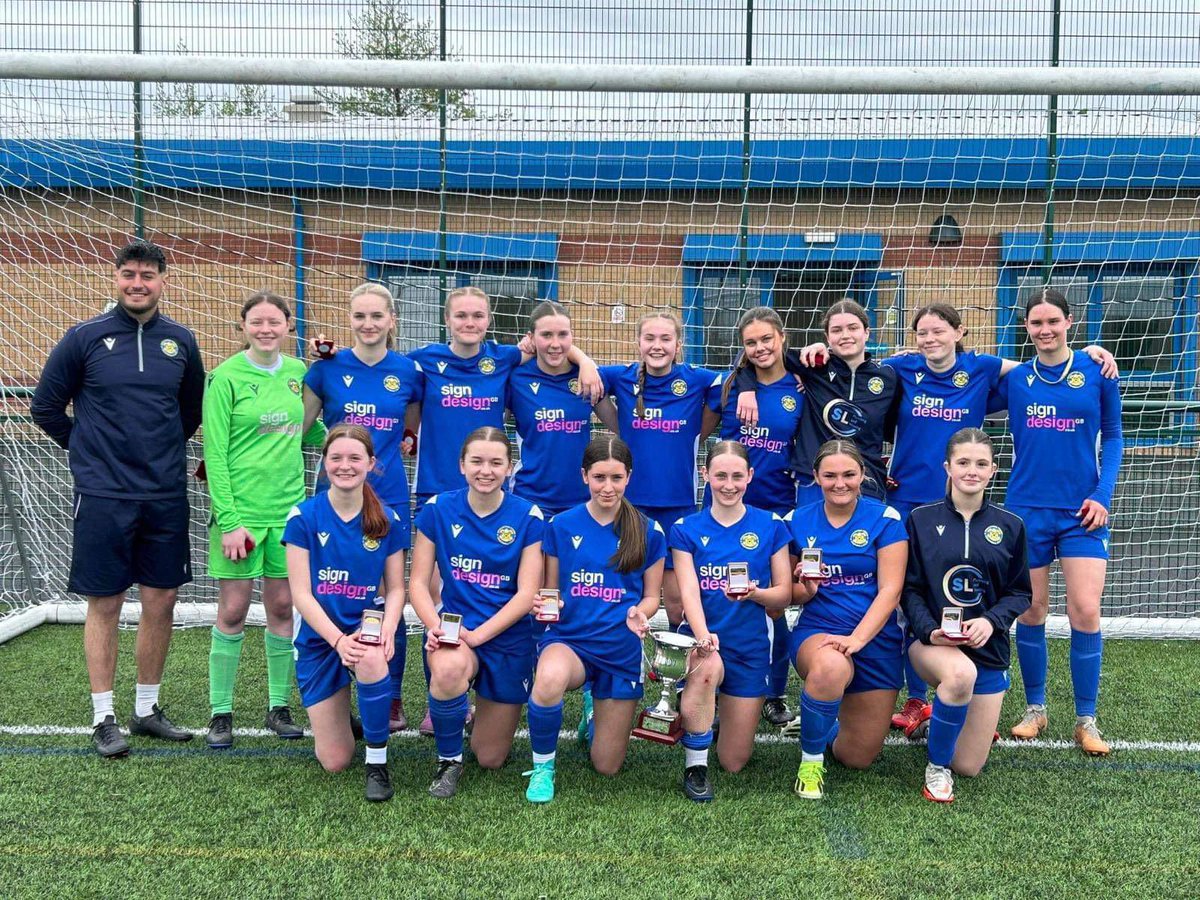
{"left": 202, "top": 292, "right": 326, "bottom": 748}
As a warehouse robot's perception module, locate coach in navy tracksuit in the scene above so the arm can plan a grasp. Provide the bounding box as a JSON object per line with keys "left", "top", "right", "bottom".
{"left": 31, "top": 240, "right": 205, "bottom": 758}
{"left": 899, "top": 427, "right": 1031, "bottom": 802}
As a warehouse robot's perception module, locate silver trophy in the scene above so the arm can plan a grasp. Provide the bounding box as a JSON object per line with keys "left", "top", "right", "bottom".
{"left": 632, "top": 631, "right": 699, "bottom": 745}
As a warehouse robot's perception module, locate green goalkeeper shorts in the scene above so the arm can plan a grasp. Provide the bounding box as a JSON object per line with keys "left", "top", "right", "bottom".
{"left": 208, "top": 524, "right": 288, "bottom": 580}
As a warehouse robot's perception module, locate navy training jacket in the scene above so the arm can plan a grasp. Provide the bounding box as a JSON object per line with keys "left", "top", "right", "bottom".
{"left": 31, "top": 304, "right": 205, "bottom": 499}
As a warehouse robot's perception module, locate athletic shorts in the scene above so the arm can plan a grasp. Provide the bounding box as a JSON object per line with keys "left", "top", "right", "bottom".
{"left": 971, "top": 665, "right": 1011, "bottom": 695}
{"left": 716, "top": 652, "right": 771, "bottom": 699}
{"left": 539, "top": 637, "right": 644, "bottom": 701}
{"left": 789, "top": 625, "right": 903, "bottom": 694}
{"left": 207, "top": 524, "right": 288, "bottom": 580}
{"left": 471, "top": 642, "right": 534, "bottom": 706}
{"left": 68, "top": 492, "right": 192, "bottom": 596}
{"left": 296, "top": 640, "right": 351, "bottom": 708}
{"left": 637, "top": 504, "right": 696, "bottom": 571}
{"left": 1006, "top": 505, "right": 1108, "bottom": 569}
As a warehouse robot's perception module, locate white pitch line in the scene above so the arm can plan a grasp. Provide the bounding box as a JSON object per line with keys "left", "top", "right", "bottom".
{"left": 2, "top": 723, "right": 1198, "bottom": 753}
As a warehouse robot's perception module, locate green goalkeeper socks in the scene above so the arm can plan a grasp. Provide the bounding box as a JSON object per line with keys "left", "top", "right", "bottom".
{"left": 264, "top": 630, "right": 296, "bottom": 710}
{"left": 209, "top": 627, "right": 245, "bottom": 715}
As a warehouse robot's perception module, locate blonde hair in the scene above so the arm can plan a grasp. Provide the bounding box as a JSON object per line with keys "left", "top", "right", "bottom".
{"left": 445, "top": 285, "right": 490, "bottom": 317}
{"left": 635, "top": 309, "right": 683, "bottom": 419}
{"left": 348, "top": 282, "right": 396, "bottom": 348}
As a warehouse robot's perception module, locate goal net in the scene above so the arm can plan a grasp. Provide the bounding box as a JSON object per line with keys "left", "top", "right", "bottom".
{"left": 2, "top": 2, "right": 1199, "bottom": 639}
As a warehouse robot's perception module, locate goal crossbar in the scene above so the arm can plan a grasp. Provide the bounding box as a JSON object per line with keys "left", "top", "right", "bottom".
{"left": 2, "top": 52, "right": 1200, "bottom": 96}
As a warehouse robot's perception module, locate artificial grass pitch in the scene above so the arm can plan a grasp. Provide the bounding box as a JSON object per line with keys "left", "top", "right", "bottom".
{"left": 0, "top": 625, "right": 1197, "bottom": 899}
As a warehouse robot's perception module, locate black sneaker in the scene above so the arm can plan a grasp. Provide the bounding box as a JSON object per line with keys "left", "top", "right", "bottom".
{"left": 683, "top": 765, "right": 714, "bottom": 802}
{"left": 92, "top": 715, "right": 130, "bottom": 759}
{"left": 128, "top": 705, "right": 193, "bottom": 742}
{"left": 205, "top": 713, "right": 234, "bottom": 750}
{"left": 365, "top": 763, "right": 393, "bottom": 802}
{"left": 428, "top": 758, "right": 465, "bottom": 799}
{"left": 762, "top": 697, "right": 792, "bottom": 727}
{"left": 265, "top": 706, "right": 304, "bottom": 739}
{"left": 350, "top": 715, "right": 364, "bottom": 741}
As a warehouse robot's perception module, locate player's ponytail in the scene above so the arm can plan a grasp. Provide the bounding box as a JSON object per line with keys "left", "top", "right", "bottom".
{"left": 720, "top": 307, "right": 787, "bottom": 408}
{"left": 323, "top": 423, "right": 390, "bottom": 540}
{"left": 582, "top": 436, "right": 647, "bottom": 574}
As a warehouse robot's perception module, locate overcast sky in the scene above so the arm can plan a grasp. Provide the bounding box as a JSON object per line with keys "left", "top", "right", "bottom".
{"left": 2, "top": 1, "right": 1198, "bottom": 134}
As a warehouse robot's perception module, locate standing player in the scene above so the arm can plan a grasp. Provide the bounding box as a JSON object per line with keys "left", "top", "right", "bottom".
{"left": 31, "top": 240, "right": 205, "bottom": 757}
{"left": 524, "top": 437, "right": 667, "bottom": 804}
{"left": 736, "top": 299, "right": 899, "bottom": 506}
{"left": 902, "top": 428, "right": 1032, "bottom": 802}
{"left": 202, "top": 292, "right": 325, "bottom": 748}
{"left": 1003, "top": 289, "right": 1123, "bottom": 755}
{"left": 409, "top": 428, "right": 544, "bottom": 798}
{"left": 598, "top": 310, "right": 722, "bottom": 628}
{"left": 672, "top": 442, "right": 793, "bottom": 801}
{"left": 303, "top": 283, "right": 422, "bottom": 732}
{"left": 284, "top": 425, "right": 407, "bottom": 802}
{"left": 784, "top": 440, "right": 908, "bottom": 800}
{"left": 717, "top": 307, "right": 805, "bottom": 727}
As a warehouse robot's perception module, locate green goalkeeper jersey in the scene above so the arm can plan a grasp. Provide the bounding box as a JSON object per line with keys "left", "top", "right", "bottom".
{"left": 202, "top": 352, "right": 325, "bottom": 532}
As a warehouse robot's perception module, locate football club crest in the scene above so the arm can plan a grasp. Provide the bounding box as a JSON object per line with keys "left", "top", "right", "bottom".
{"left": 160, "top": 339, "right": 179, "bottom": 358}
{"left": 953, "top": 371, "right": 969, "bottom": 388}
{"left": 1067, "top": 371, "right": 1086, "bottom": 389}
{"left": 287, "top": 378, "right": 301, "bottom": 395}
{"left": 671, "top": 378, "right": 687, "bottom": 397}
{"left": 850, "top": 529, "right": 869, "bottom": 548}
{"left": 740, "top": 533, "right": 760, "bottom": 550}
{"left": 984, "top": 525, "right": 1004, "bottom": 545}
{"left": 497, "top": 526, "right": 517, "bottom": 545}
{"left": 781, "top": 395, "right": 797, "bottom": 413}
{"left": 568, "top": 378, "right": 581, "bottom": 395}
{"left": 382, "top": 375, "right": 401, "bottom": 392}
{"left": 479, "top": 357, "right": 496, "bottom": 375}
{"left": 867, "top": 377, "right": 884, "bottom": 395}
{"left": 362, "top": 536, "right": 380, "bottom": 551}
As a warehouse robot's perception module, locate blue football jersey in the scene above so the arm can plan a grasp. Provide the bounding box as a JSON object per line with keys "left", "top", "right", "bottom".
{"left": 885, "top": 351, "right": 1004, "bottom": 505}
{"left": 599, "top": 363, "right": 722, "bottom": 508}
{"left": 304, "top": 348, "right": 423, "bottom": 506}
{"left": 415, "top": 488, "right": 544, "bottom": 656}
{"left": 784, "top": 497, "right": 908, "bottom": 658}
{"left": 408, "top": 341, "right": 522, "bottom": 496}
{"left": 1004, "top": 351, "right": 1123, "bottom": 510}
{"left": 670, "top": 505, "right": 790, "bottom": 667}
{"left": 282, "top": 493, "right": 407, "bottom": 649}
{"left": 506, "top": 359, "right": 593, "bottom": 511}
{"left": 717, "top": 374, "right": 804, "bottom": 513}
{"left": 542, "top": 503, "right": 668, "bottom": 679}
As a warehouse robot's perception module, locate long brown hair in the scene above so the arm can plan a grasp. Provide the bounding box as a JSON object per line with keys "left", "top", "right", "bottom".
{"left": 822, "top": 299, "right": 869, "bottom": 334}
{"left": 322, "top": 424, "right": 389, "bottom": 540}
{"left": 459, "top": 426, "right": 512, "bottom": 463}
{"left": 582, "top": 436, "right": 647, "bottom": 574}
{"left": 720, "top": 306, "right": 787, "bottom": 407}
{"left": 634, "top": 309, "right": 683, "bottom": 420}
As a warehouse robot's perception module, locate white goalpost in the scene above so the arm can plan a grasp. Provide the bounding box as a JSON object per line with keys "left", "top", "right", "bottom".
{"left": 2, "top": 51, "right": 1199, "bottom": 641}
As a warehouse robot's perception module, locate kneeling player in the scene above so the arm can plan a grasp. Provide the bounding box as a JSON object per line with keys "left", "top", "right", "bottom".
{"left": 284, "top": 425, "right": 406, "bottom": 802}
{"left": 901, "top": 428, "right": 1032, "bottom": 802}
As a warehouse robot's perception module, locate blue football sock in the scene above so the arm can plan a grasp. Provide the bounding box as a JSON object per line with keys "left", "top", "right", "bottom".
{"left": 388, "top": 635, "right": 406, "bottom": 701}
{"left": 799, "top": 691, "right": 841, "bottom": 757}
{"left": 1015, "top": 623, "right": 1048, "bottom": 706}
{"left": 769, "top": 620, "right": 791, "bottom": 698}
{"left": 429, "top": 692, "right": 469, "bottom": 760}
{"left": 528, "top": 700, "right": 564, "bottom": 758}
{"left": 356, "top": 674, "right": 392, "bottom": 748}
{"left": 904, "top": 655, "right": 929, "bottom": 702}
{"left": 927, "top": 695, "right": 970, "bottom": 767}
{"left": 1070, "top": 629, "right": 1103, "bottom": 718}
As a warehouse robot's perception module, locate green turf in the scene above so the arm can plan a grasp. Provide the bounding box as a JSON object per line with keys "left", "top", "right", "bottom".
{"left": 1, "top": 626, "right": 1198, "bottom": 899}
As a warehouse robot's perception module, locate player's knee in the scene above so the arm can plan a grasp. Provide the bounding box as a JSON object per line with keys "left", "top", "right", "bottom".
{"left": 939, "top": 666, "right": 976, "bottom": 704}
{"left": 316, "top": 745, "right": 354, "bottom": 773}
{"left": 717, "top": 751, "right": 750, "bottom": 774}
{"left": 473, "top": 747, "right": 509, "bottom": 770}
{"left": 591, "top": 757, "right": 623, "bottom": 777}
{"left": 834, "top": 748, "right": 876, "bottom": 770}
{"left": 953, "top": 759, "right": 985, "bottom": 778}
{"left": 805, "top": 657, "right": 850, "bottom": 697}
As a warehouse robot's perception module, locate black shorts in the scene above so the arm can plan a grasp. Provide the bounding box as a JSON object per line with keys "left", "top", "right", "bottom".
{"left": 68, "top": 493, "right": 193, "bottom": 596}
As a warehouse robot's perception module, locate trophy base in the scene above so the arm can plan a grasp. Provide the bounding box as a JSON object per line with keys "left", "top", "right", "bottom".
{"left": 631, "top": 710, "right": 683, "bottom": 745}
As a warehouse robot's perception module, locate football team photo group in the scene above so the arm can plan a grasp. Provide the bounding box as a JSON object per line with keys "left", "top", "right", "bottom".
{"left": 29, "top": 238, "right": 1125, "bottom": 808}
